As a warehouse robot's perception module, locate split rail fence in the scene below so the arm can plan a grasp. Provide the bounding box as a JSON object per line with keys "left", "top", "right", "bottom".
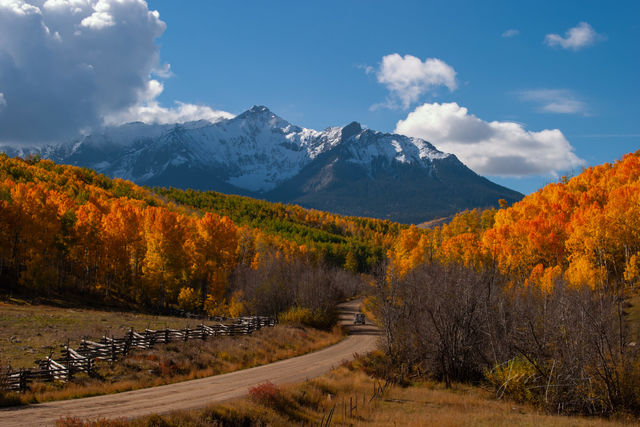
{"left": 1, "top": 316, "right": 276, "bottom": 393}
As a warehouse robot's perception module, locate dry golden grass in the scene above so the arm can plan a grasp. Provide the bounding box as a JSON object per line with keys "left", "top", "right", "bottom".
{"left": 117, "top": 366, "right": 637, "bottom": 427}
{"left": 0, "top": 300, "right": 196, "bottom": 368}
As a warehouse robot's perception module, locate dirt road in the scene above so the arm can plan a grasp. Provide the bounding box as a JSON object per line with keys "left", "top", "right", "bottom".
{"left": 0, "top": 300, "right": 379, "bottom": 426}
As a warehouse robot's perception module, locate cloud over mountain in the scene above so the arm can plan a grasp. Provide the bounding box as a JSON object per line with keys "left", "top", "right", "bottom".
{"left": 104, "top": 80, "right": 234, "bottom": 125}
{"left": 395, "top": 102, "right": 585, "bottom": 176}
{"left": 0, "top": 0, "right": 230, "bottom": 145}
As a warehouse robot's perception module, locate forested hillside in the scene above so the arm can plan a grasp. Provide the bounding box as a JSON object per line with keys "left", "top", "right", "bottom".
{"left": 375, "top": 151, "right": 640, "bottom": 416}
{"left": 389, "top": 150, "right": 640, "bottom": 289}
{"left": 0, "top": 154, "right": 399, "bottom": 315}
{"left": 155, "top": 187, "right": 404, "bottom": 271}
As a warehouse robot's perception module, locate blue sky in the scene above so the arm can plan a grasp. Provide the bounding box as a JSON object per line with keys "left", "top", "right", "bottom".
{"left": 148, "top": 0, "right": 639, "bottom": 194}
{"left": 0, "top": 0, "right": 638, "bottom": 194}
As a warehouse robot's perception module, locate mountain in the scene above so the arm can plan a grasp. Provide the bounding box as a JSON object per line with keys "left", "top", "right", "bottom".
{"left": 0, "top": 106, "right": 522, "bottom": 223}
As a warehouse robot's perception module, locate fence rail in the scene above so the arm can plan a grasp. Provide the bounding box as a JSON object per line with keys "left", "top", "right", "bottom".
{"left": 1, "top": 316, "right": 276, "bottom": 393}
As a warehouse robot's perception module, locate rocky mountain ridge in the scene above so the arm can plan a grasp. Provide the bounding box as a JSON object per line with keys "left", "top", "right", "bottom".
{"left": 0, "top": 106, "right": 523, "bottom": 223}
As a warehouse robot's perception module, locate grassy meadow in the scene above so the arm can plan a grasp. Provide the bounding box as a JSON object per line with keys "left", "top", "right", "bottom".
{"left": 0, "top": 299, "right": 196, "bottom": 368}
{"left": 0, "top": 300, "right": 344, "bottom": 406}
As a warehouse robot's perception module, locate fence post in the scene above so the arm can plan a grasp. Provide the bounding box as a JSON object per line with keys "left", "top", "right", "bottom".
{"left": 146, "top": 329, "right": 154, "bottom": 348}
{"left": 47, "top": 357, "right": 53, "bottom": 382}
{"left": 124, "top": 327, "right": 133, "bottom": 355}
{"left": 66, "top": 357, "right": 71, "bottom": 381}
{"left": 65, "top": 341, "right": 72, "bottom": 381}
{"left": 19, "top": 368, "right": 27, "bottom": 392}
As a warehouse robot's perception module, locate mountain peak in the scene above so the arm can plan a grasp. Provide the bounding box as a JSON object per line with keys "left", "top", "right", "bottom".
{"left": 247, "top": 105, "right": 271, "bottom": 114}
{"left": 236, "top": 105, "right": 280, "bottom": 122}
{"left": 11, "top": 107, "right": 523, "bottom": 223}
{"left": 341, "top": 121, "right": 362, "bottom": 140}
{"left": 233, "top": 105, "right": 296, "bottom": 133}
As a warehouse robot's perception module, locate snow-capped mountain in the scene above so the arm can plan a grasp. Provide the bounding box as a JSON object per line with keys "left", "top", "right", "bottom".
{"left": 0, "top": 106, "right": 522, "bottom": 223}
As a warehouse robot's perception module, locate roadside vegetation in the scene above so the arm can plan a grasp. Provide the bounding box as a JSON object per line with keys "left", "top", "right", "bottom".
{"left": 56, "top": 361, "right": 632, "bottom": 426}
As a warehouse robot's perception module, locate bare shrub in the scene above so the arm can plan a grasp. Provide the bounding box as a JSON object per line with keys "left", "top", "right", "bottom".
{"left": 504, "top": 283, "right": 640, "bottom": 415}
{"left": 372, "top": 259, "right": 640, "bottom": 415}
{"left": 372, "top": 262, "right": 509, "bottom": 386}
{"left": 248, "top": 381, "right": 283, "bottom": 408}
{"left": 231, "top": 251, "right": 363, "bottom": 323}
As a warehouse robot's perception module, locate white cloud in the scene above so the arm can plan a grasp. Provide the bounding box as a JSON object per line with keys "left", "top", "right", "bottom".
{"left": 502, "top": 29, "right": 519, "bottom": 38}
{"left": 518, "top": 89, "right": 587, "bottom": 114}
{"left": 0, "top": 0, "right": 165, "bottom": 143}
{"left": 0, "top": 92, "right": 5, "bottom": 110}
{"left": 545, "top": 22, "right": 602, "bottom": 50}
{"left": 104, "top": 79, "right": 233, "bottom": 125}
{"left": 119, "top": 101, "right": 233, "bottom": 125}
{"left": 0, "top": 0, "right": 230, "bottom": 145}
{"left": 80, "top": 12, "right": 114, "bottom": 29}
{"left": 0, "top": 0, "right": 40, "bottom": 15}
{"left": 395, "top": 102, "right": 585, "bottom": 176}
{"left": 374, "top": 53, "right": 457, "bottom": 109}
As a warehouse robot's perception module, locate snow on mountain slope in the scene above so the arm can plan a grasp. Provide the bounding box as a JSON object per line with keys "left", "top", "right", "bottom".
{"left": 4, "top": 106, "right": 448, "bottom": 188}
{"left": 35, "top": 105, "right": 450, "bottom": 193}
{"left": 0, "top": 105, "right": 523, "bottom": 223}
{"left": 337, "top": 122, "right": 449, "bottom": 168}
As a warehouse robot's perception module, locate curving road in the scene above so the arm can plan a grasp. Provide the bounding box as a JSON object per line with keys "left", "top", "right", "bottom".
{"left": 0, "top": 299, "right": 379, "bottom": 426}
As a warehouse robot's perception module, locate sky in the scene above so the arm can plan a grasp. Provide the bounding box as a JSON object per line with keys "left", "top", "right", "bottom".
{"left": 0, "top": 0, "right": 638, "bottom": 194}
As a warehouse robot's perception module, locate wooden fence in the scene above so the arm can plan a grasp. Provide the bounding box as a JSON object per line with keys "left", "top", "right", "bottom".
{"left": 1, "top": 316, "right": 276, "bottom": 393}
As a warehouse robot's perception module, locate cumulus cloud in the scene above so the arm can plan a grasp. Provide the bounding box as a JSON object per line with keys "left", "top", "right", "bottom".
{"left": 0, "top": 0, "right": 231, "bottom": 145}
{"left": 545, "top": 22, "right": 602, "bottom": 50}
{"left": 374, "top": 54, "right": 457, "bottom": 109}
{"left": 0, "top": 92, "right": 5, "bottom": 110}
{"left": 395, "top": 102, "right": 584, "bottom": 176}
{"left": 518, "top": 89, "right": 587, "bottom": 114}
{"left": 502, "top": 29, "right": 519, "bottom": 38}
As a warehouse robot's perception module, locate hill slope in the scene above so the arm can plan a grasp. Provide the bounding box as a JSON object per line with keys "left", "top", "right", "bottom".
{"left": 390, "top": 150, "right": 640, "bottom": 290}
{"left": 0, "top": 155, "right": 402, "bottom": 311}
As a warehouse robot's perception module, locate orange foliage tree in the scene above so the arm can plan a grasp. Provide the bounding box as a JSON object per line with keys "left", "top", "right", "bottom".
{"left": 387, "top": 151, "right": 640, "bottom": 293}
